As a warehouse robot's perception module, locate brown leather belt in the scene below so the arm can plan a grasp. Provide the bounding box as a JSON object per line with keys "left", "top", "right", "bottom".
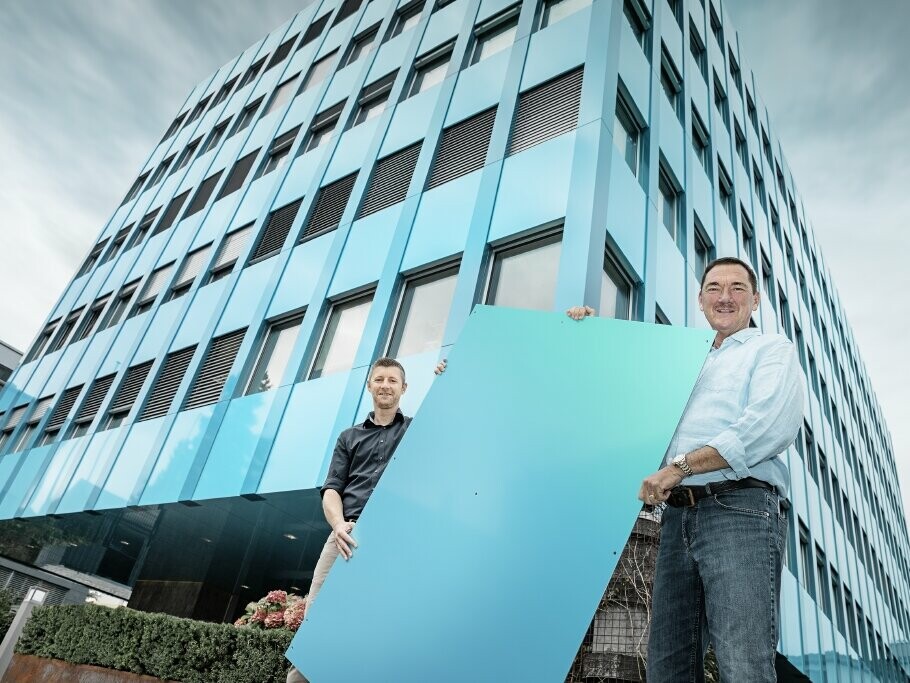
{"left": 666, "top": 477, "right": 775, "bottom": 508}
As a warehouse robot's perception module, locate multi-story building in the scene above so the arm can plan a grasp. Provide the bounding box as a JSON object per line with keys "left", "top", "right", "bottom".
{"left": 0, "top": 0, "right": 906, "bottom": 679}
{"left": 0, "top": 341, "right": 21, "bottom": 392}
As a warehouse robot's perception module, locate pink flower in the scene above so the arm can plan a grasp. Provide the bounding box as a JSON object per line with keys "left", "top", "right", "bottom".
{"left": 284, "top": 601, "right": 306, "bottom": 631}
{"left": 265, "top": 590, "right": 288, "bottom": 605}
{"left": 264, "top": 610, "right": 285, "bottom": 629}
{"left": 233, "top": 616, "right": 249, "bottom": 627}
{"left": 250, "top": 609, "right": 267, "bottom": 624}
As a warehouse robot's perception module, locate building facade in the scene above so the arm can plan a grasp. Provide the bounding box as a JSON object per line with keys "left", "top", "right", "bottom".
{"left": 0, "top": 342, "right": 21, "bottom": 392}
{"left": 0, "top": 0, "right": 907, "bottom": 680}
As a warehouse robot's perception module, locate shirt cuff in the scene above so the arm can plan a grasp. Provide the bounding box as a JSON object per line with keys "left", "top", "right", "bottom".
{"left": 707, "top": 430, "right": 752, "bottom": 480}
{"left": 320, "top": 483, "right": 343, "bottom": 498}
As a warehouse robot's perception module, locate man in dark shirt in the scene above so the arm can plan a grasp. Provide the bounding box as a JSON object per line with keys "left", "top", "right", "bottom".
{"left": 287, "top": 356, "right": 410, "bottom": 683}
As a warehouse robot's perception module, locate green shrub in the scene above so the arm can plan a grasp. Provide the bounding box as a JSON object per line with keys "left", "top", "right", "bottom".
{"left": 0, "top": 588, "right": 13, "bottom": 642}
{"left": 16, "top": 604, "right": 294, "bottom": 683}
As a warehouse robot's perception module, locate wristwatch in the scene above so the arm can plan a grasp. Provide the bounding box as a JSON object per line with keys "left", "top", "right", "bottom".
{"left": 672, "top": 453, "right": 693, "bottom": 477}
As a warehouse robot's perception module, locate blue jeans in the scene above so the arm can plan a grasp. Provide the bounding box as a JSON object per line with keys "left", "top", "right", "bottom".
{"left": 647, "top": 487, "right": 787, "bottom": 683}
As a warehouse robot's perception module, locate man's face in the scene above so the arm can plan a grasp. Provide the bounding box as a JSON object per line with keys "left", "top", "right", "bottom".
{"left": 698, "top": 263, "right": 759, "bottom": 337}
{"left": 367, "top": 365, "right": 407, "bottom": 410}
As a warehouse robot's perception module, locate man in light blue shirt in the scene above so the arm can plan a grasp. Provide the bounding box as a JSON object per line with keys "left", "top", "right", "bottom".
{"left": 569, "top": 256, "right": 803, "bottom": 682}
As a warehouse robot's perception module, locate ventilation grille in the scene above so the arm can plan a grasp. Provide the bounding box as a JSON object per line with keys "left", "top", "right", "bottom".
{"left": 183, "top": 329, "right": 246, "bottom": 411}
{"left": 139, "top": 346, "right": 196, "bottom": 421}
{"left": 218, "top": 150, "right": 259, "bottom": 199}
{"left": 3, "top": 405, "right": 29, "bottom": 431}
{"left": 174, "top": 247, "right": 210, "bottom": 290}
{"left": 74, "top": 374, "right": 116, "bottom": 425}
{"left": 267, "top": 34, "right": 298, "bottom": 69}
{"left": 213, "top": 225, "right": 253, "bottom": 270}
{"left": 358, "top": 142, "right": 422, "bottom": 218}
{"left": 302, "top": 173, "right": 357, "bottom": 239}
{"left": 138, "top": 264, "right": 173, "bottom": 305}
{"left": 427, "top": 107, "right": 496, "bottom": 189}
{"left": 508, "top": 67, "right": 584, "bottom": 155}
{"left": 45, "top": 385, "right": 84, "bottom": 431}
{"left": 153, "top": 190, "right": 191, "bottom": 235}
{"left": 29, "top": 396, "right": 54, "bottom": 425}
{"left": 108, "top": 361, "right": 154, "bottom": 415}
{"left": 184, "top": 171, "right": 223, "bottom": 217}
{"left": 251, "top": 199, "right": 303, "bottom": 261}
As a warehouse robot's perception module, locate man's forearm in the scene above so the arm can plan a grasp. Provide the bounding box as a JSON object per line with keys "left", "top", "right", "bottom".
{"left": 322, "top": 489, "right": 345, "bottom": 529}
{"left": 684, "top": 446, "right": 730, "bottom": 475}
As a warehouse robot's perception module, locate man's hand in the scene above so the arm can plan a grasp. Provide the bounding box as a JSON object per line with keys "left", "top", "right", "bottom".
{"left": 434, "top": 358, "right": 447, "bottom": 375}
{"left": 333, "top": 522, "right": 357, "bottom": 560}
{"left": 566, "top": 305, "right": 596, "bottom": 320}
{"left": 637, "top": 466, "right": 685, "bottom": 504}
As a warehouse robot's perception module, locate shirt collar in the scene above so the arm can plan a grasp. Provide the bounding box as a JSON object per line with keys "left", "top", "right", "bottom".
{"left": 364, "top": 409, "right": 405, "bottom": 429}
{"left": 717, "top": 327, "right": 761, "bottom": 349}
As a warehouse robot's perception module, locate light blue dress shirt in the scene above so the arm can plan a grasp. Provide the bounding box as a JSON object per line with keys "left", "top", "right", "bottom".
{"left": 664, "top": 327, "right": 804, "bottom": 498}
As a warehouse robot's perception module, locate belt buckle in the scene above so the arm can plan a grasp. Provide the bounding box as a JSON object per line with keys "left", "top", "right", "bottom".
{"left": 683, "top": 487, "right": 696, "bottom": 507}
{"left": 669, "top": 487, "right": 696, "bottom": 507}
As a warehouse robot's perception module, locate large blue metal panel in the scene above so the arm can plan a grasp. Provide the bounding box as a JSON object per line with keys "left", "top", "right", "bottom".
{"left": 328, "top": 211, "right": 401, "bottom": 297}
{"left": 290, "top": 306, "right": 713, "bottom": 681}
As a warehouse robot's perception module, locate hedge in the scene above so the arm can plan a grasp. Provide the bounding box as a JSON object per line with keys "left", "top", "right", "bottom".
{"left": 15, "top": 604, "right": 294, "bottom": 683}
{"left": 0, "top": 588, "right": 12, "bottom": 642}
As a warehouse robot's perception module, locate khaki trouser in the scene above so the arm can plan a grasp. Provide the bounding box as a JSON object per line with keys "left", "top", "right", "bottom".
{"left": 286, "top": 525, "right": 355, "bottom": 683}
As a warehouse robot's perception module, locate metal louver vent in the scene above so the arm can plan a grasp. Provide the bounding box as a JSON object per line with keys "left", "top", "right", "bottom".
{"left": 183, "top": 329, "right": 246, "bottom": 411}
{"left": 251, "top": 199, "right": 303, "bottom": 261}
{"left": 45, "top": 385, "right": 83, "bottom": 431}
{"left": 184, "top": 171, "right": 223, "bottom": 217}
{"left": 29, "top": 396, "right": 54, "bottom": 424}
{"left": 108, "top": 361, "right": 154, "bottom": 415}
{"left": 213, "top": 225, "right": 253, "bottom": 270}
{"left": 3, "top": 405, "right": 28, "bottom": 431}
{"left": 138, "top": 264, "right": 173, "bottom": 305}
{"left": 153, "top": 190, "right": 191, "bottom": 235}
{"left": 267, "top": 34, "right": 298, "bottom": 69}
{"left": 507, "top": 67, "right": 584, "bottom": 156}
{"left": 358, "top": 142, "right": 422, "bottom": 218}
{"left": 218, "top": 150, "right": 259, "bottom": 199}
{"left": 74, "top": 374, "right": 116, "bottom": 424}
{"left": 426, "top": 107, "right": 496, "bottom": 189}
{"left": 302, "top": 173, "right": 357, "bottom": 239}
{"left": 139, "top": 346, "right": 196, "bottom": 421}
{"left": 174, "top": 246, "right": 210, "bottom": 290}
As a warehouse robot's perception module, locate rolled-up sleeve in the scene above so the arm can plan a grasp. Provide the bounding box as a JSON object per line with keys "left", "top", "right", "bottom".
{"left": 321, "top": 436, "right": 352, "bottom": 497}
{"left": 707, "top": 339, "right": 804, "bottom": 479}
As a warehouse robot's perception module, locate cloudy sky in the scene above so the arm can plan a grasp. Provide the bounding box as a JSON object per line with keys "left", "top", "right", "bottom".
{"left": 0, "top": 1, "right": 907, "bottom": 519}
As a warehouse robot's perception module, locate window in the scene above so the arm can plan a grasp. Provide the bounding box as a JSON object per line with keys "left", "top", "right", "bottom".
{"left": 831, "top": 473, "right": 844, "bottom": 525}
{"left": 746, "top": 90, "right": 758, "bottom": 133}
{"left": 778, "top": 288, "right": 791, "bottom": 339}
{"left": 183, "top": 172, "right": 223, "bottom": 219}
{"left": 301, "top": 51, "right": 337, "bottom": 93}
{"left": 102, "top": 360, "right": 153, "bottom": 430}
{"left": 231, "top": 97, "right": 263, "bottom": 137}
{"left": 728, "top": 48, "right": 742, "bottom": 94}
{"left": 39, "top": 385, "right": 83, "bottom": 446}
{"left": 121, "top": 171, "right": 150, "bottom": 206}
{"left": 798, "top": 520, "right": 814, "bottom": 596}
{"left": 218, "top": 149, "right": 260, "bottom": 199}
{"left": 147, "top": 155, "right": 175, "bottom": 188}
{"left": 487, "top": 232, "right": 561, "bottom": 311}
{"left": 390, "top": 2, "right": 422, "bottom": 37}
{"left": 48, "top": 307, "right": 84, "bottom": 353}
{"left": 815, "top": 547, "right": 831, "bottom": 617}
{"left": 776, "top": 163, "right": 785, "bottom": 195}
{"left": 623, "top": 0, "right": 651, "bottom": 50}
{"left": 161, "top": 113, "right": 186, "bottom": 142}
{"left": 658, "top": 165, "right": 682, "bottom": 244}
{"left": 358, "top": 141, "right": 422, "bottom": 218}
{"left": 666, "top": 0, "right": 682, "bottom": 27}
{"left": 655, "top": 306, "right": 670, "bottom": 325}
{"left": 740, "top": 209, "right": 755, "bottom": 265}
{"left": 614, "top": 92, "right": 643, "bottom": 177}
{"left": 602, "top": 251, "right": 635, "bottom": 320}
{"left": 660, "top": 47, "right": 683, "bottom": 122}
{"left": 691, "top": 105, "right": 711, "bottom": 175}
{"left": 818, "top": 449, "right": 831, "bottom": 503}
{"left": 101, "top": 279, "right": 140, "bottom": 330}
{"left": 713, "top": 72, "right": 729, "bottom": 129}
{"left": 301, "top": 173, "right": 358, "bottom": 239}
{"left": 183, "top": 329, "right": 247, "bottom": 410}
{"left": 709, "top": 3, "right": 723, "bottom": 47}
{"left": 303, "top": 101, "right": 344, "bottom": 153}
{"left": 69, "top": 374, "right": 115, "bottom": 437}
{"left": 807, "top": 350, "right": 818, "bottom": 396}
{"left": 74, "top": 295, "right": 110, "bottom": 342}
{"left": 76, "top": 239, "right": 109, "bottom": 278}
{"left": 734, "top": 120, "right": 748, "bottom": 170}
{"left": 784, "top": 236, "right": 795, "bottom": 276}
{"left": 250, "top": 199, "right": 303, "bottom": 262}
{"left": 152, "top": 189, "right": 191, "bottom": 235}
{"left": 353, "top": 72, "right": 396, "bottom": 125}
{"left": 210, "top": 75, "right": 238, "bottom": 109}
{"left": 717, "top": 160, "right": 734, "bottom": 221}
{"left": 341, "top": 26, "right": 378, "bottom": 68}
{"left": 199, "top": 119, "right": 230, "bottom": 156}
{"left": 301, "top": 13, "right": 330, "bottom": 47}
{"left": 129, "top": 263, "right": 174, "bottom": 318}
{"left": 760, "top": 251, "right": 774, "bottom": 304}
{"left": 508, "top": 67, "right": 584, "bottom": 155}
{"left": 753, "top": 163, "right": 766, "bottom": 210}
{"left": 266, "top": 34, "right": 298, "bottom": 70}
{"left": 333, "top": 0, "right": 364, "bottom": 26}
{"left": 263, "top": 74, "right": 300, "bottom": 116}
{"left": 258, "top": 128, "right": 299, "bottom": 178}
{"left": 245, "top": 314, "right": 304, "bottom": 394}
{"left": 388, "top": 267, "right": 459, "bottom": 357}
{"left": 471, "top": 6, "right": 520, "bottom": 64}
{"left": 167, "top": 245, "right": 210, "bottom": 301}
{"left": 769, "top": 202, "right": 781, "bottom": 243}
{"left": 238, "top": 57, "right": 266, "bottom": 89}
{"left": 689, "top": 21, "right": 707, "bottom": 81}
{"left": 208, "top": 224, "right": 252, "bottom": 283}
{"left": 138, "top": 346, "right": 196, "bottom": 421}
{"left": 539, "top": 0, "right": 591, "bottom": 29}
{"left": 426, "top": 107, "right": 496, "bottom": 188}
{"left": 407, "top": 43, "right": 452, "bottom": 97}
{"left": 172, "top": 137, "right": 202, "bottom": 174}
{"left": 184, "top": 95, "right": 212, "bottom": 126}
{"left": 310, "top": 294, "right": 374, "bottom": 379}
{"left": 693, "top": 215, "right": 713, "bottom": 278}
{"left": 100, "top": 227, "right": 130, "bottom": 266}
{"left": 11, "top": 397, "right": 53, "bottom": 453}
{"left": 0, "top": 405, "right": 28, "bottom": 451}
{"left": 25, "top": 320, "right": 59, "bottom": 363}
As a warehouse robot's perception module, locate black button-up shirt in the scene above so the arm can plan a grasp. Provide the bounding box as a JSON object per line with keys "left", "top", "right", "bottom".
{"left": 321, "top": 410, "right": 412, "bottom": 520}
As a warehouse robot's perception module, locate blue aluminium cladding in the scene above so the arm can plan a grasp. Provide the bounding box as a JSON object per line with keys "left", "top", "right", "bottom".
{"left": 0, "top": 0, "right": 908, "bottom": 679}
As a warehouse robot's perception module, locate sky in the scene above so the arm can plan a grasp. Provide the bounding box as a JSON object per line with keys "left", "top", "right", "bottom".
{"left": 0, "top": 1, "right": 907, "bottom": 520}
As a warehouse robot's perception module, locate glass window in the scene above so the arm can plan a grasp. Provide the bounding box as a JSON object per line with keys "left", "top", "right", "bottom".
{"left": 690, "top": 21, "right": 707, "bottom": 81}
{"left": 623, "top": 0, "right": 650, "bottom": 49}
{"left": 259, "top": 128, "right": 299, "bottom": 177}
{"left": 614, "top": 96, "right": 641, "bottom": 176}
{"left": 408, "top": 47, "right": 451, "bottom": 97}
{"left": 173, "top": 138, "right": 201, "bottom": 173}
{"left": 310, "top": 294, "right": 373, "bottom": 379}
{"left": 471, "top": 8, "right": 519, "bottom": 64}
{"left": 601, "top": 252, "right": 634, "bottom": 320}
{"left": 301, "top": 51, "right": 337, "bottom": 92}
{"left": 199, "top": 120, "right": 229, "bottom": 156}
{"left": 539, "top": 0, "right": 591, "bottom": 28}
{"left": 391, "top": 5, "right": 422, "bottom": 37}
{"left": 342, "top": 28, "right": 378, "bottom": 68}
{"left": 101, "top": 280, "right": 139, "bottom": 330}
{"left": 693, "top": 216, "right": 713, "bottom": 278}
{"left": 717, "top": 160, "right": 734, "bottom": 221}
{"left": 657, "top": 168, "right": 679, "bottom": 241}
{"left": 713, "top": 73, "right": 728, "bottom": 129}
{"left": 388, "top": 267, "right": 458, "bottom": 357}
{"left": 263, "top": 75, "right": 299, "bottom": 116}
{"left": 245, "top": 315, "right": 304, "bottom": 394}
{"left": 354, "top": 93, "right": 388, "bottom": 124}
{"left": 353, "top": 74, "right": 396, "bottom": 125}
{"left": 487, "top": 233, "right": 561, "bottom": 311}
{"left": 231, "top": 98, "right": 263, "bottom": 137}
{"left": 660, "top": 47, "right": 683, "bottom": 122}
